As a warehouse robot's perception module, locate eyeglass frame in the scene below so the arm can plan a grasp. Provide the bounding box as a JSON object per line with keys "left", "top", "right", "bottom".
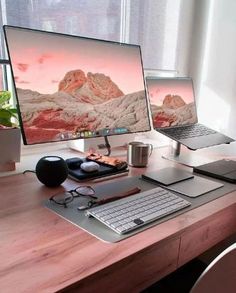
{"left": 49, "top": 185, "right": 97, "bottom": 208}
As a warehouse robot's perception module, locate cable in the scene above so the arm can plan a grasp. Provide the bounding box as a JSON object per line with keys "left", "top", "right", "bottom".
{"left": 23, "top": 170, "right": 36, "bottom": 174}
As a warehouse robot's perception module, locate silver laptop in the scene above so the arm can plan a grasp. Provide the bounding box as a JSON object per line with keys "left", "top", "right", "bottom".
{"left": 145, "top": 77, "right": 234, "bottom": 150}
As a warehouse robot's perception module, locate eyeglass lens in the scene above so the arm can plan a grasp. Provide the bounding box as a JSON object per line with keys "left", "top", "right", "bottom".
{"left": 75, "top": 186, "right": 95, "bottom": 196}
{"left": 51, "top": 191, "right": 74, "bottom": 205}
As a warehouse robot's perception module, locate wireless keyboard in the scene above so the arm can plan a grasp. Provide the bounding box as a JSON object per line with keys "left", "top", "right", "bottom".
{"left": 86, "top": 187, "right": 191, "bottom": 234}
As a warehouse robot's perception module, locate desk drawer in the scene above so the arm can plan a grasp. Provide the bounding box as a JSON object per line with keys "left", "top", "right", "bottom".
{"left": 178, "top": 206, "right": 236, "bottom": 267}
{"left": 66, "top": 237, "right": 180, "bottom": 293}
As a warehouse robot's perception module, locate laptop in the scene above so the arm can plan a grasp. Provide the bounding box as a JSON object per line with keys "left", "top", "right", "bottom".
{"left": 145, "top": 77, "right": 234, "bottom": 150}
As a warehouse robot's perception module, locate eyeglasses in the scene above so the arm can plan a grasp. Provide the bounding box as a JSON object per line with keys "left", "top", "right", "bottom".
{"left": 49, "top": 186, "right": 96, "bottom": 208}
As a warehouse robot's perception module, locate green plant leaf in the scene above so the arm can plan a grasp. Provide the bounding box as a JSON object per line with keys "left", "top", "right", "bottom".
{"left": 0, "top": 108, "right": 12, "bottom": 119}
{"left": 0, "top": 92, "right": 19, "bottom": 127}
{"left": 9, "top": 108, "right": 18, "bottom": 113}
{"left": 7, "top": 108, "right": 18, "bottom": 119}
{"left": 0, "top": 91, "right": 11, "bottom": 107}
{"left": 0, "top": 109, "right": 13, "bottom": 126}
{"left": 0, "top": 117, "right": 12, "bottom": 127}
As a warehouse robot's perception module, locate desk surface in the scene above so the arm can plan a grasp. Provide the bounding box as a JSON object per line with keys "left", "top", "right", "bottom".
{"left": 1, "top": 147, "right": 236, "bottom": 293}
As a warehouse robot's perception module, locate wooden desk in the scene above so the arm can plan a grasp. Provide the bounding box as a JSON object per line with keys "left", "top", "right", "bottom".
{"left": 1, "top": 147, "right": 236, "bottom": 293}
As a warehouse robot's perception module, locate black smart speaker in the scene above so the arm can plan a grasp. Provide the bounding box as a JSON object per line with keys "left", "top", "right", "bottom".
{"left": 36, "top": 156, "right": 68, "bottom": 187}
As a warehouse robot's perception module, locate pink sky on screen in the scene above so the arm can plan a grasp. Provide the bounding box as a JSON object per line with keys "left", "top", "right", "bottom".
{"left": 147, "top": 78, "right": 194, "bottom": 106}
{"left": 6, "top": 28, "right": 144, "bottom": 94}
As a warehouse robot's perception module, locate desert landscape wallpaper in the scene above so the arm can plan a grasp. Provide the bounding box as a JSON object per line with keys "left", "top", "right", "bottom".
{"left": 146, "top": 78, "right": 198, "bottom": 128}
{"left": 5, "top": 27, "right": 150, "bottom": 144}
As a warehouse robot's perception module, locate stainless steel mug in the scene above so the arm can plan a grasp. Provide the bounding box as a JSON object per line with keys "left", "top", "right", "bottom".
{"left": 127, "top": 141, "right": 153, "bottom": 167}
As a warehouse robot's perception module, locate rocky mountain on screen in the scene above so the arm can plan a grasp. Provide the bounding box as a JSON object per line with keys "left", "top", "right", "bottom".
{"left": 162, "top": 94, "right": 186, "bottom": 109}
{"left": 17, "top": 76, "right": 149, "bottom": 144}
{"left": 151, "top": 94, "right": 197, "bottom": 128}
{"left": 58, "top": 69, "right": 124, "bottom": 104}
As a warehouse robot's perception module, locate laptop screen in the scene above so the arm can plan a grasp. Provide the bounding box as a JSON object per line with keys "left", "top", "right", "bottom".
{"left": 146, "top": 77, "right": 198, "bottom": 129}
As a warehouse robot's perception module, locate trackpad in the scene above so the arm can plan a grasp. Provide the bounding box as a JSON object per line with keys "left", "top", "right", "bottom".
{"left": 142, "top": 167, "right": 194, "bottom": 186}
{"left": 142, "top": 167, "right": 224, "bottom": 197}
{"left": 166, "top": 176, "right": 224, "bottom": 197}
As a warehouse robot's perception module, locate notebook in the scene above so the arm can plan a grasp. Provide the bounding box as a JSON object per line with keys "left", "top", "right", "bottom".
{"left": 145, "top": 77, "right": 234, "bottom": 150}
{"left": 193, "top": 159, "right": 236, "bottom": 183}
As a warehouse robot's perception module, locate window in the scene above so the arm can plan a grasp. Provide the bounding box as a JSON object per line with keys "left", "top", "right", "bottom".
{"left": 0, "top": 65, "right": 3, "bottom": 90}
{"left": 0, "top": 0, "right": 194, "bottom": 72}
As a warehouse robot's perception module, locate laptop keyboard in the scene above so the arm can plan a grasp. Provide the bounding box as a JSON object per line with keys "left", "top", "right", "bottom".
{"left": 86, "top": 187, "right": 191, "bottom": 235}
{"left": 162, "top": 124, "right": 217, "bottom": 140}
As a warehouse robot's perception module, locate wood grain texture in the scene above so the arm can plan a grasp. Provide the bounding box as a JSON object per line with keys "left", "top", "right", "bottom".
{"left": 64, "top": 238, "right": 180, "bottom": 293}
{"left": 178, "top": 204, "right": 236, "bottom": 266}
{"left": 1, "top": 147, "right": 236, "bottom": 293}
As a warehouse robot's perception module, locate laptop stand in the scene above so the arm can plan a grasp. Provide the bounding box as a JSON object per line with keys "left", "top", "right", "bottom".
{"left": 162, "top": 141, "right": 214, "bottom": 167}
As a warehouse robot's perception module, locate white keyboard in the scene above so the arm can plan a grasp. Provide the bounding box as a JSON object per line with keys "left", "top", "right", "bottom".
{"left": 86, "top": 187, "right": 191, "bottom": 234}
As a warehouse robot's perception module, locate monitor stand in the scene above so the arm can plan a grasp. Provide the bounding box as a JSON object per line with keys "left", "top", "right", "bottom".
{"left": 68, "top": 133, "right": 135, "bottom": 155}
{"left": 162, "top": 141, "right": 214, "bottom": 167}
{"left": 97, "top": 136, "right": 111, "bottom": 156}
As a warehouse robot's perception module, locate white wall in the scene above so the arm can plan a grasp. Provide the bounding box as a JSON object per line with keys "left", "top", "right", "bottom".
{"left": 189, "top": 0, "right": 236, "bottom": 139}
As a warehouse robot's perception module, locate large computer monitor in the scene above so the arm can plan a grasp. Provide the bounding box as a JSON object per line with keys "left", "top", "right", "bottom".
{"left": 3, "top": 25, "right": 151, "bottom": 145}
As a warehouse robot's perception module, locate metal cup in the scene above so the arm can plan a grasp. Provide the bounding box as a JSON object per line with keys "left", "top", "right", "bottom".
{"left": 127, "top": 141, "right": 153, "bottom": 167}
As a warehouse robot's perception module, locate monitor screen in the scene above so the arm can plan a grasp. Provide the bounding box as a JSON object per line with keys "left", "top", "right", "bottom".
{"left": 146, "top": 77, "right": 197, "bottom": 128}
{"left": 4, "top": 26, "right": 150, "bottom": 144}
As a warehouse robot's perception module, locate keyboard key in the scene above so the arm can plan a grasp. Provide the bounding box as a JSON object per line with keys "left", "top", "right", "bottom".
{"left": 133, "top": 218, "right": 144, "bottom": 225}
{"left": 162, "top": 124, "right": 216, "bottom": 139}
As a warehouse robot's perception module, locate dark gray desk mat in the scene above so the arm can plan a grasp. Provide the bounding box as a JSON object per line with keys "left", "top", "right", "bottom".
{"left": 44, "top": 175, "right": 236, "bottom": 243}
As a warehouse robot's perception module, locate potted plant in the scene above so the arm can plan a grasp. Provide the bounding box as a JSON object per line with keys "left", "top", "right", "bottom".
{"left": 0, "top": 90, "right": 21, "bottom": 171}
